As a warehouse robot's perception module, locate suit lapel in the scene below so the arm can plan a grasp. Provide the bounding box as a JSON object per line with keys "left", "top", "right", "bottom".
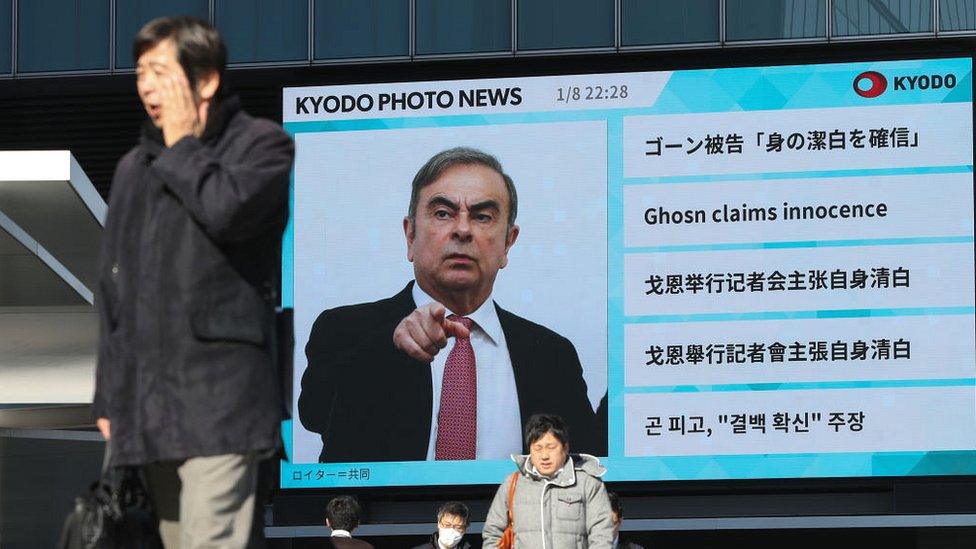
{"left": 388, "top": 281, "right": 436, "bottom": 458}
{"left": 388, "top": 280, "right": 419, "bottom": 319}
{"left": 495, "top": 304, "right": 535, "bottom": 444}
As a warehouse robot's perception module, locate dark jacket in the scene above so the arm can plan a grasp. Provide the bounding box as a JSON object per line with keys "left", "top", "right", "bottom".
{"left": 94, "top": 96, "right": 294, "bottom": 466}
{"left": 299, "top": 282, "right": 600, "bottom": 462}
{"left": 411, "top": 531, "right": 473, "bottom": 549}
{"left": 323, "top": 536, "right": 374, "bottom": 548}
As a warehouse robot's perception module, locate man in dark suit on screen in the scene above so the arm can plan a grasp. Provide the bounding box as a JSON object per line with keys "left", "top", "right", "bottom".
{"left": 299, "top": 147, "right": 600, "bottom": 463}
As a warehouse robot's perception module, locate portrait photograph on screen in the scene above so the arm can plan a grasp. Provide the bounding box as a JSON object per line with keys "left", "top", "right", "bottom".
{"left": 288, "top": 119, "right": 609, "bottom": 484}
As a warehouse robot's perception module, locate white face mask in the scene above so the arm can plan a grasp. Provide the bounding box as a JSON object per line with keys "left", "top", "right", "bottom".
{"left": 438, "top": 527, "right": 464, "bottom": 548}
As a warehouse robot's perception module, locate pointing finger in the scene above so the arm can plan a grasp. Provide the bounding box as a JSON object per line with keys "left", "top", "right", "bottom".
{"left": 443, "top": 317, "right": 471, "bottom": 339}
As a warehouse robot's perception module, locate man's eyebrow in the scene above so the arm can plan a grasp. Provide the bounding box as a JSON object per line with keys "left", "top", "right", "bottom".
{"left": 426, "top": 196, "right": 459, "bottom": 210}
{"left": 137, "top": 60, "right": 168, "bottom": 70}
{"left": 468, "top": 199, "right": 500, "bottom": 212}
{"left": 426, "top": 196, "right": 501, "bottom": 213}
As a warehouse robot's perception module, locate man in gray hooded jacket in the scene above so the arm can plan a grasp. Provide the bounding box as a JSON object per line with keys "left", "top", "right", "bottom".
{"left": 483, "top": 414, "right": 614, "bottom": 548}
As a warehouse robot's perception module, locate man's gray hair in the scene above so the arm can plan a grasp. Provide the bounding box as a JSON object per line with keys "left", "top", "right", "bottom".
{"left": 407, "top": 147, "right": 518, "bottom": 228}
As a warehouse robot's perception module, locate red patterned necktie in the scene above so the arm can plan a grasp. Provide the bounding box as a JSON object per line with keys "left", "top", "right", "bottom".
{"left": 435, "top": 315, "right": 476, "bottom": 460}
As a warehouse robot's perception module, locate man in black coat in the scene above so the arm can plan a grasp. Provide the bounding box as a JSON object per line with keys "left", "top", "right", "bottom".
{"left": 299, "top": 147, "right": 599, "bottom": 463}
{"left": 324, "top": 496, "right": 375, "bottom": 549}
{"left": 93, "top": 16, "right": 293, "bottom": 547}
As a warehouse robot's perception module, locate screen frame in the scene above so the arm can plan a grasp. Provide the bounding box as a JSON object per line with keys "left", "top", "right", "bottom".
{"left": 273, "top": 36, "right": 976, "bottom": 509}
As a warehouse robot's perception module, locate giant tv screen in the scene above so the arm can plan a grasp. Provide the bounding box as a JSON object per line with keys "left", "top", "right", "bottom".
{"left": 280, "top": 55, "right": 975, "bottom": 489}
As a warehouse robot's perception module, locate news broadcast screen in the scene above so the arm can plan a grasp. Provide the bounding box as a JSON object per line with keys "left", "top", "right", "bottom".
{"left": 281, "top": 56, "right": 975, "bottom": 489}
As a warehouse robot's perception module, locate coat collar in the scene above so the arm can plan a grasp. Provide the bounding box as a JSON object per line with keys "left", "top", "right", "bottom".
{"left": 139, "top": 94, "right": 242, "bottom": 156}
{"left": 511, "top": 453, "right": 606, "bottom": 486}
{"left": 390, "top": 281, "right": 423, "bottom": 320}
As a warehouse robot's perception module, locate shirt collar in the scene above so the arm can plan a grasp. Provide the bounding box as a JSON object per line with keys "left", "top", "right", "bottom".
{"left": 330, "top": 529, "right": 352, "bottom": 538}
{"left": 411, "top": 281, "right": 503, "bottom": 346}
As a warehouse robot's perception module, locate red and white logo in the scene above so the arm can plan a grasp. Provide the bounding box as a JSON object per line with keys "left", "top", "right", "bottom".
{"left": 853, "top": 71, "right": 887, "bottom": 98}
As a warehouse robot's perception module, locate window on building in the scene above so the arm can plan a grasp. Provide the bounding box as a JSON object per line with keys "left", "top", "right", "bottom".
{"left": 0, "top": 0, "right": 10, "bottom": 74}
{"left": 832, "top": 0, "right": 932, "bottom": 36}
{"left": 621, "top": 0, "right": 719, "bottom": 46}
{"left": 416, "top": 0, "right": 510, "bottom": 55}
{"left": 518, "top": 0, "right": 614, "bottom": 51}
{"left": 217, "top": 0, "right": 308, "bottom": 63}
{"left": 314, "top": 0, "right": 408, "bottom": 59}
{"left": 18, "top": 0, "right": 110, "bottom": 72}
{"left": 116, "top": 0, "right": 209, "bottom": 69}
{"left": 727, "top": 0, "right": 826, "bottom": 41}
{"left": 940, "top": 0, "right": 976, "bottom": 31}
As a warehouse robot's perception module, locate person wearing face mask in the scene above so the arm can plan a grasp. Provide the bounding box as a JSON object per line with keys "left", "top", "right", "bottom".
{"left": 412, "top": 501, "right": 473, "bottom": 549}
{"left": 482, "top": 413, "right": 614, "bottom": 548}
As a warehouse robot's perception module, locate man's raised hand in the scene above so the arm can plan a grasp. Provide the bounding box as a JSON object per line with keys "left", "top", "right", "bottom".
{"left": 158, "top": 66, "right": 202, "bottom": 147}
{"left": 393, "top": 302, "right": 471, "bottom": 362}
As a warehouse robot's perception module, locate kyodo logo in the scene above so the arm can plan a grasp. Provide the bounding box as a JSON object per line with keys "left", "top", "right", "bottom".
{"left": 853, "top": 71, "right": 887, "bottom": 98}
{"left": 853, "top": 70, "right": 957, "bottom": 98}
{"left": 893, "top": 73, "right": 957, "bottom": 91}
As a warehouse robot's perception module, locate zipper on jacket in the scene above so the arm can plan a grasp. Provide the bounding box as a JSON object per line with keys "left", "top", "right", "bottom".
{"left": 540, "top": 480, "right": 551, "bottom": 549}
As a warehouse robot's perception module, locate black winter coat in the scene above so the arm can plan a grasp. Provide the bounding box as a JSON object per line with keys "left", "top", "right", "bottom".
{"left": 94, "top": 96, "right": 294, "bottom": 466}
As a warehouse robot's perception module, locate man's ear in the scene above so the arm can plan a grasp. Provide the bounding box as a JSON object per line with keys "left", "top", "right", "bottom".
{"left": 196, "top": 70, "right": 220, "bottom": 101}
{"left": 403, "top": 216, "right": 416, "bottom": 262}
{"left": 499, "top": 224, "right": 519, "bottom": 269}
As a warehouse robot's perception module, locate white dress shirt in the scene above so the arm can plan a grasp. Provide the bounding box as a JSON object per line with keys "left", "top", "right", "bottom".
{"left": 413, "top": 283, "right": 523, "bottom": 460}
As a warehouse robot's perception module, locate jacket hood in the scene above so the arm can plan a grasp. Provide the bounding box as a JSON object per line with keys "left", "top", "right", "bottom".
{"left": 511, "top": 453, "right": 606, "bottom": 486}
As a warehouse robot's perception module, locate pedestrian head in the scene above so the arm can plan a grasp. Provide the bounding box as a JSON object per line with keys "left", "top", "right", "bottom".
{"left": 325, "top": 495, "right": 362, "bottom": 532}
{"left": 608, "top": 491, "right": 624, "bottom": 538}
{"left": 133, "top": 16, "right": 226, "bottom": 127}
{"left": 524, "top": 413, "right": 570, "bottom": 477}
{"left": 435, "top": 501, "right": 469, "bottom": 548}
{"left": 404, "top": 147, "right": 520, "bottom": 311}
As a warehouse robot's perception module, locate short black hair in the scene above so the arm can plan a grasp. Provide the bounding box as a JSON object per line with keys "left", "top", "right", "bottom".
{"left": 436, "top": 501, "right": 470, "bottom": 526}
{"left": 133, "top": 16, "right": 227, "bottom": 96}
{"left": 524, "top": 413, "right": 569, "bottom": 448}
{"left": 608, "top": 491, "right": 623, "bottom": 518}
{"left": 407, "top": 147, "right": 518, "bottom": 230}
{"left": 325, "top": 495, "right": 362, "bottom": 531}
